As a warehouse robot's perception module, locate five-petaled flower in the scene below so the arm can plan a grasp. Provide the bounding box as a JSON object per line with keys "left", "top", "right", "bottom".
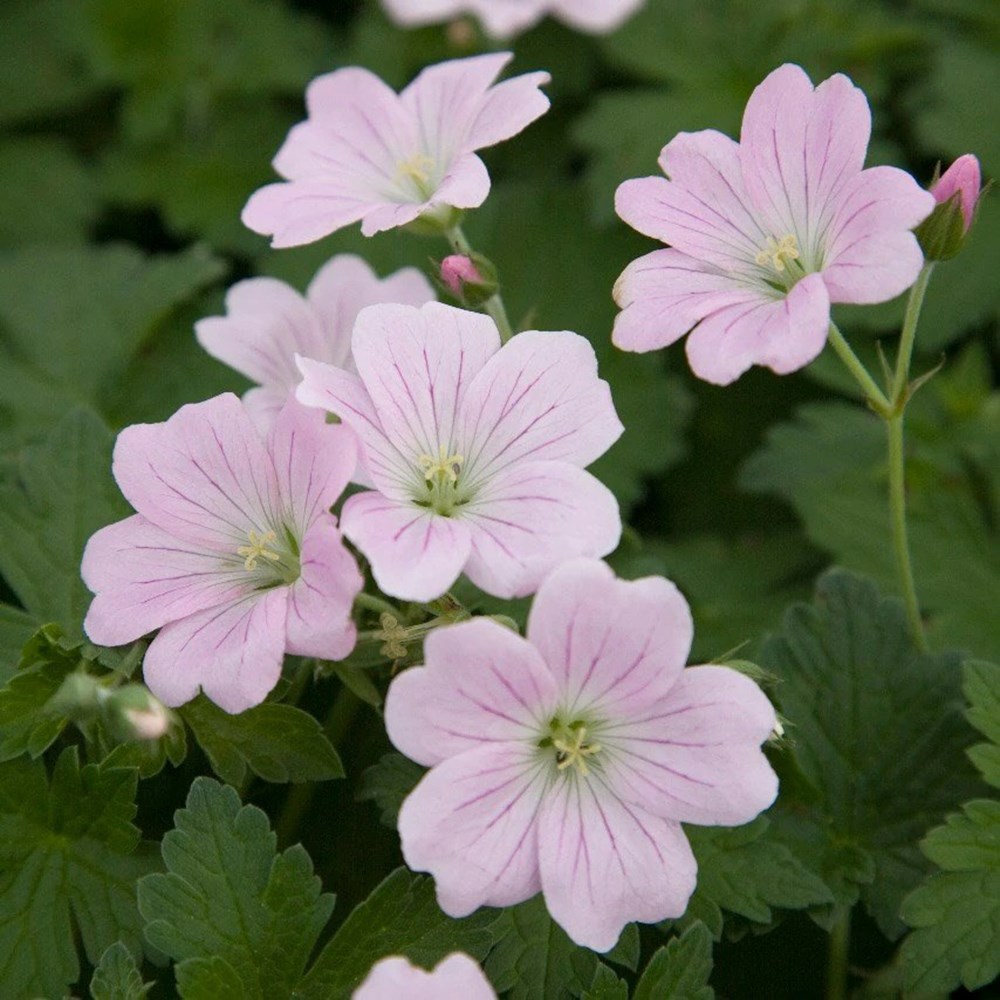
{"left": 242, "top": 53, "right": 550, "bottom": 248}
{"left": 296, "top": 302, "right": 623, "bottom": 602}
{"left": 195, "top": 255, "right": 434, "bottom": 431}
{"left": 380, "top": 0, "right": 645, "bottom": 39}
{"left": 82, "top": 395, "right": 362, "bottom": 713}
{"left": 353, "top": 953, "right": 496, "bottom": 999}
{"left": 613, "top": 63, "right": 936, "bottom": 384}
{"left": 385, "top": 558, "right": 779, "bottom": 951}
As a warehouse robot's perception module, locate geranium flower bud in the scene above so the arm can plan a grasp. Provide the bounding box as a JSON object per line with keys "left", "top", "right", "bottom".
{"left": 438, "top": 253, "right": 498, "bottom": 306}
{"left": 917, "top": 154, "right": 984, "bottom": 260}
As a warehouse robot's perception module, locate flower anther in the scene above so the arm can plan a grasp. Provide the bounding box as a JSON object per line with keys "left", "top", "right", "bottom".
{"left": 549, "top": 720, "right": 602, "bottom": 777}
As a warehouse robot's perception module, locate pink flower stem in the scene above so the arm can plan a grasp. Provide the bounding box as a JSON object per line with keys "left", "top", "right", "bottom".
{"left": 446, "top": 224, "right": 515, "bottom": 342}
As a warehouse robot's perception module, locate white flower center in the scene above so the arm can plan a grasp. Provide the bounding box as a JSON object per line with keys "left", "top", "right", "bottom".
{"left": 755, "top": 233, "right": 801, "bottom": 274}
{"left": 236, "top": 526, "right": 300, "bottom": 587}
{"left": 543, "top": 718, "right": 603, "bottom": 778}
{"left": 413, "top": 445, "right": 469, "bottom": 517}
{"left": 396, "top": 153, "right": 436, "bottom": 200}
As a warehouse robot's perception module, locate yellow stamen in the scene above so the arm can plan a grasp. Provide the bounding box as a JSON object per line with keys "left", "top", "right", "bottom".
{"left": 397, "top": 152, "right": 435, "bottom": 187}
{"left": 552, "top": 726, "right": 602, "bottom": 778}
{"left": 418, "top": 444, "right": 464, "bottom": 484}
{"left": 755, "top": 233, "right": 800, "bottom": 273}
{"left": 237, "top": 529, "right": 280, "bottom": 572}
{"left": 375, "top": 612, "right": 408, "bottom": 660}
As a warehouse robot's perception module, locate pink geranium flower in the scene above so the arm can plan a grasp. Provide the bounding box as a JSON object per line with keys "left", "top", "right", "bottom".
{"left": 296, "top": 302, "right": 623, "bottom": 602}
{"left": 381, "top": 0, "right": 645, "bottom": 38}
{"left": 82, "top": 395, "right": 362, "bottom": 713}
{"left": 385, "top": 559, "right": 779, "bottom": 951}
{"left": 614, "top": 63, "right": 936, "bottom": 384}
{"left": 242, "top": 54, "right": 550, "bottom": 248}
{"left": 354, "top": 953, "right": 496, "bottom": 999}
{"left": 195, "top": 255, "right": 434, "bottom": 430}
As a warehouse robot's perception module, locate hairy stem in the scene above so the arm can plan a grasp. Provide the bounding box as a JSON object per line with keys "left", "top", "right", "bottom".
{"left": 826, "top": 323, "right": 891, "bottom": 416}
{"left": 891, "top": 263, "right": 934, "bottom": 406}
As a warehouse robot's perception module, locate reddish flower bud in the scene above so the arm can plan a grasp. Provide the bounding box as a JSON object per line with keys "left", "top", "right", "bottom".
{"left": 931, "top": 154, "right": 982, "bottom": 232}
{"left": 917, "top": 155, "right": 985, "bottom": 261}
{"left": 440, "top": 254, "right": 483, "bottom": 296}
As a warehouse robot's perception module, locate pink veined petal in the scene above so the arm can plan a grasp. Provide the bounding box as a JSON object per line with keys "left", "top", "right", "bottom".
{"left": 740, "top": 65, "right": 872, "bottom": 255}
{"left": 82, "top": 515, "right": 249, "bottom": 647}
{"left": 385, "top": 617, "right": 560, "bottom": 767}
{"left": 466, "top": 71, "right": 552, "bottom": 150}
{"left": 267, "top": 399, "right": 357, "bottom": 531}
{"left": 537, "top": 775, "right": 697, "bottom": 952}
{"left": 612, "top": 248, "right": 755, "bottom": 353}
{"left": 194, "top": 277, "right": 323, "bottom": 389}
{"left": 306, "top": 255, "right": 435, "bottom": 372}
{"left": 340, "top": 492, "right": 473, "bottom": 602}
{"left": 526, "top": 559, "right": 693, "bottom": 719}
{"left": 684, "top": 271, "right": 830, "bottom": 385}
{"left": 353, "top": 953, "right": 497, "bottom": 1000}
{"left": 601, "top": 665, "right": 779, "bottom": 825}
{"left": 461, "top": 461, "right": 622, "bottom": 600}
{"left": 359, "top": 200, "right": 427, "bottom": 238}
{"left": 398, "top": 742, "right": 548, "bottom": 914}
{"left": 821, "top": 165, "right": 935, "bottom": 304}
{"left": 551, "top": 0, "right": 645, "bottom": 32}
{"left": 427, "top": 153, "right": 492, "bottom": 211}
{"left": 459, "top": 330, "right": 623, "bottom": 481}
{"left": 351, "top": 302, "right": 500, "bottom": 462}
{"left": 243, "top": 386, "right": 291, "bottom": 434}
{"left": 285, "top": 519, "right": 362, "bottom": 661}
{"left": 112, "top": 393, "right": 282, "bottom": 549}
{"left": 295, "top": 356, "right": 414, "bottom": 500}
{"left": 241, "top": 179, "right": 372, "bottom": 248}
{"left": 142, "top": 588, "right": 288, "bottom": 713}
{"left": 616, "top": 130, "right": 765, "bottom": 271}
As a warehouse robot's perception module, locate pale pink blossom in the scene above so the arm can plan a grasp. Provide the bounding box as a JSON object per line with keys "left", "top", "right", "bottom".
{"left": 195, "top": 255, "right": 434, "bottom": 430}
{"left": 296, "top": 302, "right": 622, "bottom": 602}
{"left": 242, "top": 54, "right": 550, "bottom": 248}
{"left": 82, "top": 395, "right": 362, "bottom": 713}
{"left": 123, "top": 700, "right": 172, "bottom": 740}
{"left": 353, "top": 953, "right": 496, "bottom": 999}
{"left": 385, "top": 559, "right": 779, "bottom": 951}
{"left": 931, "top": 154, "right": 982, "bottom": 232}
{"left": 614, "top": 63, "right": 936, "bottom": 384}
{"left": 440, "top": 254, "right": 482, "bottom": 297}
{"left": 381, "top": 0, "right": 645, "bottom": 38}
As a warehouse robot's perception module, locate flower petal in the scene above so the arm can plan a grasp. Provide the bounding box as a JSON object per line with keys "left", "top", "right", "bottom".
{"left": 142, "top": 589, "right": 288, "bottom": 713}
{"left": 462, "top": 461, "right": 621, "bottom": 599}
{"left": 351, "top": 302, "right": 500, "bottom": 461}
{"left": 285, "top": 520, "right": 361, "bottom": 661}
{"left": 340, "top": 492, "right": 472, "bottom": 602}
{"left": 552, "top": 0, "right": 645, "bottom": 32}
{"left": 241, "top": 179, "right": 372, "bottom": 248}
{"left": 386, "top": 617, "right": 559, "bottom": 766}
{"left": 526, "top": 559, "right": 692, "bottom": 719}
{"left": 612, "top": 248, "right": 753, "bottom": 353}
{"left": 537, "top": 776, "right": 696, "bottom": 952}
{"left": 740, "top": 65, "right": 871, "bottom": 255}
{"left": 467, "top": 71, "right": 551, "bottom": 150}
{"left": 267, "top": 399, "right": 356, "bottom": 531}
{"left": 460, "top": 330, "right": 623, "bottom": 480}
{"left": 684, "top": 272, "right": 830, "bottom": 384}
{"left": 354, "top": 953, "right": 497, "bottom": 1000}
{"left": 822, "top": 165, "right": 935, "bottom": 304}
{"left": 398, "top": 742, "right": 548, "bottom": 914}
{"left": 112, "top": 393, "right": 282, "bottom": 549}
{"left": 82, "top": 515, "right": 249, "bottom": 647}
{"left": 602, "top": 665, "right": 779, "bottom": 825}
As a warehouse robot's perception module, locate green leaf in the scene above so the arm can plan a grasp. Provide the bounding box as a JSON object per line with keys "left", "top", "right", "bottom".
{"left": 762, "top": 570, "right": 984, "bottom": 938}
{"left": 0, "top": 410, "right": 127, "bottom": 635}
{"left": 90, "top": 941, "right": 152, "bottom": 1000}
{"left": 965, "top": 659, "right": 1000, "bottom": 788}
{"left": 297, "top": 868, "right": 496, "bottom": 1000}
{"left": 484, "top": 896, "right": 635, "bottom": 1000}
{"left": 175, "top": 956, "right": 248, "bottom": 998}
{"left": 634, "top": 922, "right": 714, "bottom": 1000}
{"left": 181, "top": 696, "right": 344, "bottom": 786}
{"left": 357, "top": 752, "right": 427, "bottom": 828}
{"left": 0, "top": 604, "right": 36, "bottom": 685}
{"left": 138, "top": 777, "right": 335, "bottom": 999}
{"left": 681, "top": 816, "right": 834, "bottom": 936}
{"left": 0, "top": 244, "right": 225, "bottom": 447}
{"left": 0, "top": 748, "right": 155, "bottom": 999}
{"left": 582, "top": 964, "right": 629, "bottom": 1000}
{"left": 0, "top": 656, "right": 73, "bottom": 760}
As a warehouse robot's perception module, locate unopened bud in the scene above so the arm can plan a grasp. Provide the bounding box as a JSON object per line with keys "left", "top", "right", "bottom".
{"left": 110, "top": 685, "right": 173, "bottom": 741}
{"left": 436, "top": 252, "right": 499, "bottom": 307}
{"left": 917, "top": 154, "right": 984, "bottom": 261}
{"left": 441, "top": 255, "right": 483, "bottom": 296}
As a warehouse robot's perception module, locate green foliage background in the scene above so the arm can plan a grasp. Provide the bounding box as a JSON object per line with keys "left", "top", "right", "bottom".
{"left": 0, "top": 0, "right": 996, "bottom": 997}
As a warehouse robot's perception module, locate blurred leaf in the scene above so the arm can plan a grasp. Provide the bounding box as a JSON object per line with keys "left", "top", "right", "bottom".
{"left": 175, "top": 956, "right": 247, "bottom": 999}
{"left": 139, "top": 777, "right": 334, "bottom": 999}
{"left": 357, "top": 752, "right": 426, "bottom": 828}
{"left": 634, "top": 922, "right": 714, "bottom": 1000}
{"left": 0, "top": 409, "right": 127, "bottom": 635}
{"left": 966, "top": 659, "right": 1000, "bottom": 787}
{"left": 763, "top": 570, "right": 984, "bottom": 938}
{"left": 0, "top": 747, "right": 154, "bottom": 999}
{"left": 0, "top": 244, "right": 225, "bottom": 447}
{"left": 0, "top": 604, "right": 36, "bottom": 684}
{"left": 298, "top": 867, "right": 496, "bottom": 1000}
{"left": 181, "top": 696, "right": 344, "bottom": 786}
{"left": 582, "top": 964, "right": 628, "bottom": 1000}
{"left": 0, "top": 655, "right": 73, "bottom": 761}
{"left": 0, "top": 138, "right": 98, "bottom": 248}
{"left": 90, "top": 941, "right": 152, "bottom": 1000}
